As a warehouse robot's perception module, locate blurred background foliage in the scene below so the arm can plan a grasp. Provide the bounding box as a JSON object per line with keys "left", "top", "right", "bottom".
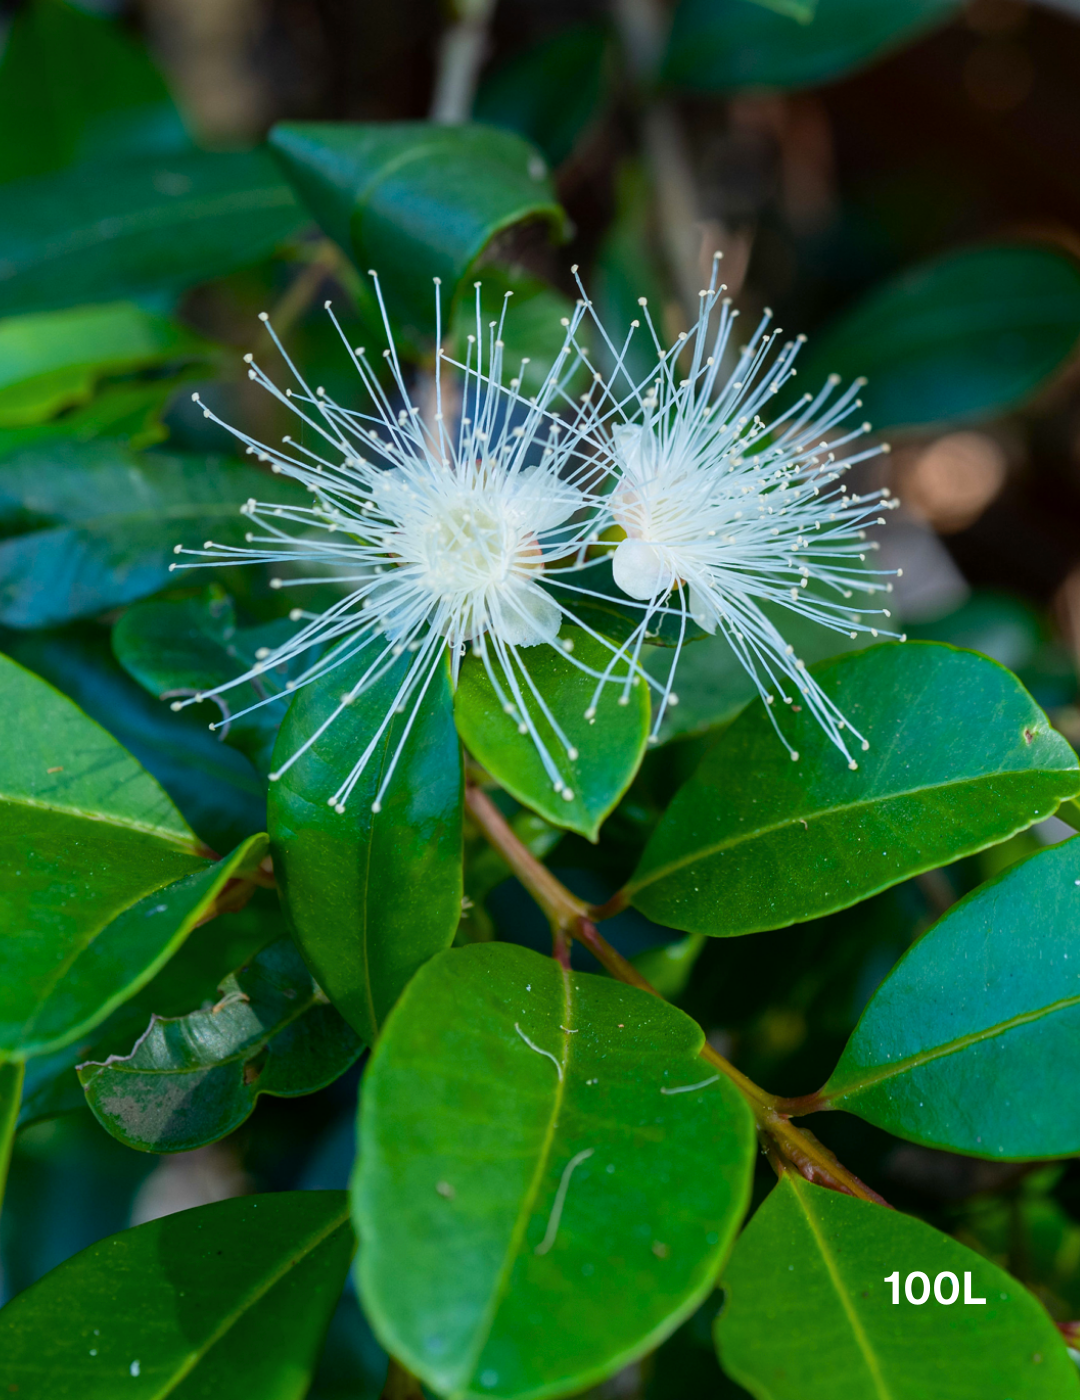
{"left": 5, "top": 0, "right": 1080, "bottom": 1394}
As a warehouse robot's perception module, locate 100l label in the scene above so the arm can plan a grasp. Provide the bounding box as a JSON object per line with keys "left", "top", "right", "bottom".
{"left": 884, "top": 1271, "right": 986, "bottom": 1305}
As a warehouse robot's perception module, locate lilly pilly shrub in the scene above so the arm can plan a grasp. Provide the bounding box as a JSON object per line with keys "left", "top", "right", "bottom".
{"left": 4, "top": 8, "right": 1080, "bottom": 1399}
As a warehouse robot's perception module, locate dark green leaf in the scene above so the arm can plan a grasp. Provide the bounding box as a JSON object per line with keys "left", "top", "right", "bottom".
{"left": 114, "top": 588, "right": 303, "bottom": 775}
{"left": 455, "top": 626, "right": 650, "bottom": 840}
{"left": 821, "top": 837, "right": 1080, "bottom": 1159}
{"left": 269, "top": 121, "right": 568, "bottom": 336}
{"left": 18, "top": 893, "right": 285, "bottom": 1130}
{"left": 0, "top": 439, "right": 306, "bottom": 628}
{"left": 747, "top": 0, "right": 818, "bottom": 18}
{"left": 270, "top": 651, "right": 463, "bottom": 1044}
{"left": 663, "top": 0, "right": 959, "bottom": 92}
{"left": 473, "top": 23, "right": 610, "bottom": 168}
{"left": 0, "top": 0, "right": 188, "bottom": 185}
{"left": 801, "top": 243, "right": 1080, "bottom": 430}
{"left": 0, "top": 302, "right": 209, "bottom": 427}
{"left": 632, "top": 932, "right": 708, "bottom": 999}
{"left": 628, "top": 642, "right": 1080, "bottom": 936}
{"left": 3, "top": 624, "right": 266, "bottom": 853}
{"left": 0, "top": 650, "right": 273, "bottom": 1058}
{"left": 355, "top": 942, "right": 756, "bottom": 1400}
{"left": 0, "top": 1192, "right": 354, "bottom": 1399}
{"left": 2, "top": 823, "right": 266, "bottom": 1061}
{"left": 0, "top": 149, "right": 304, "bottom": 318}
{"left": 716, "top": 1174, "right": 1078, "bottom": 1399}
{"left": 79, "top": 938, "right": 363, "bottom": 1153}
{"left": 958, "top": 1172, "right": 1080, "bottom": 1319}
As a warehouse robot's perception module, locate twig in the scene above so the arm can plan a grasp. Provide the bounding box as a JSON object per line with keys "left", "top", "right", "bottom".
{"left": 463, "top": 783, "right": 889, "bottom": 1206}
{"left": 430, "top": 0, "right": 498, "bottom": 125}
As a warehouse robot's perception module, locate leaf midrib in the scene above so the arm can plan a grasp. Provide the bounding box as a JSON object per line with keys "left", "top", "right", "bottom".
{"left": 457, "top": 967, "right": 573, "bottom": 1396}
{"left": 793, "top": 1180, "right": 894, "bottom": 1400}
{"left": 828, "top": 991, "right": 1080, "bottom": 1102}
{"left": 629, "top": 766, "right": 1074, "bottom": 893}
{"left": 0, "top": 789, "right": 197, "bottom": 848}
{"left": 153, "top": 1203, "right": 351, "bottom": 1399}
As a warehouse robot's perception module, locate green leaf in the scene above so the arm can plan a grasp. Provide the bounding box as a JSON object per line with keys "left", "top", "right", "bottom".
{"left": 0, "top": 149, "right": 304, "bottom": 318}
{"left": 3, "top": 820, "right": 267, "bottom": 1062}
{"left": 628, "top": 642, "right": 1080, "bottom": 937}
{"left": 632, "top": 932, "right": 708, "bottom": 999}
{"left": 820, "top": 837, "right": 1080, "bottom": 1159}
{"left": 0, "top": 0, "right": 188, "bottom": 186}
{"left": 269, "top": 122, "right": 569, "bottom": 337}
{"left": 3, "top": 624, "right": 266, "bottom": 854}
{"left": 716, "top": 1174, "right": 1078, "bottom": 1399}
{"left": 473, "top": 23, "right": 610, "bottom": 168}
{"left": 0, "top": 1191, "right": 354, "bottom": 1399}
{"left": 663, "top": 0, "right": 960, "bottom": 92}
{"left": 455, "top": 627, "right": 650, "bottom": 840}
{"left": 0, "top": 649, "right": 271, "bottom": 1058}
{"left": 0, "top": 302, "right": 209, "bottom": 428}
{"left": 79, "top": 938, "right": 363, "bottom": 1153}
{"left": 356, "top": 942, "right": 755, "bottom": 1400}
{"left": 0, "top": 439, "right": 306, "bottom": 629}
{"left": 800, "top": 242, "right": 1080, "bottom": 430}
{"left": 270, "top": 651, "right": 463, "bottom": 1045}
{"left": 114, "top": 588, "right": 302, "bottom": 775}
{"left": 18, "top": 893, "right": 285, "bottom": 1130}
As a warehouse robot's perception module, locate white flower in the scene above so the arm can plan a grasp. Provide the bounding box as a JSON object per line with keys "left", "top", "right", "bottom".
{"left": 170, "top": 277, "right": 613, "bottom": 814}
{"left": 574, "top": 258, "right": 902, "bottom": 766}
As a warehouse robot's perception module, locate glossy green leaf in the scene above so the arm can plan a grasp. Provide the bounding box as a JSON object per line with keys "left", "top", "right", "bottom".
{"left": 0, "top": 439, "right": 305, "bottom": 628}
{"left": 18, "top": 893, "right": 285, "bottom": 1130}
{"left": 821, "top": 837, "right": 1080, "bottom": 1159}
{"left": 473, "top": 23, "right": 610, "bottom": 167}
{"left": 270, "top": 651, "right": 462, "bottom": 1045}
{"left": 628, "top": 642, "right": 1080, "bottom": 937}
{"left": 3, "top": 624, "right": 266, "bottom": 854}
{"left": 801, "top": 243, "right": 1080, "bottom": 430}
{"left": 355, "top": 942, "right": 756, "bottom": 1400}
{"left": 79, "top": 938, "right": 363, "bottom": 1153}
{"left": 0, "top": 148, "right": 304, "bottom": 318}
{"left": 0, "top": 649, "right": 256, "bottom": 1057}
{"left": 455, "top": 627, "right": 650, "bottom": 840}
{"left": 0, "top": 1191, "right": 354, "bottom": 1399}
{"left": 114, "top": 588, "right": 303, "bottom": 775}
{"left": 0, "top": 302, "right": 208, "bottom": 428}
{"left": 716, "top": 1175, "right": 1078, "bottom": 1399}
{"left": 3, "top": 820, "right": 267, "bottom": 1061}
{"left": 0, "top": 0, "right": 188, "bottom": 185}
{"left": 662, "top": 0, "right": 959, "bottom": 93}
{"left": 269, "top": 122, "right": 568, "bottom": 336}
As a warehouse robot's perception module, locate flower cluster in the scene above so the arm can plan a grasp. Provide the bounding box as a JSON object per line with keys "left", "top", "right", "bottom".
{"left": 172, "top": 258, "right": 900, "bottom": 810}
